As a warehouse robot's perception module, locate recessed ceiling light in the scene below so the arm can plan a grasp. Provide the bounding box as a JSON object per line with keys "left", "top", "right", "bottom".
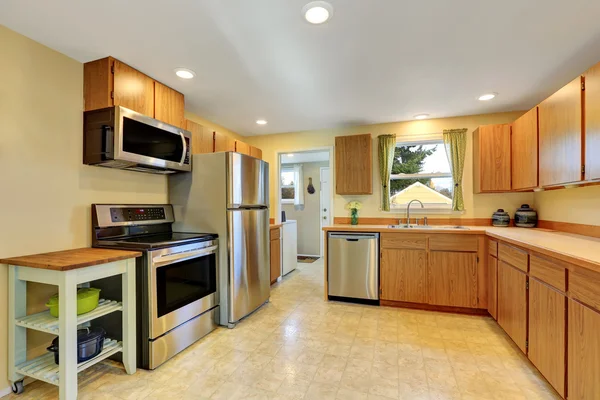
{"left": 287, "top": 154, "right": 294, "bottom": 157}
{"left": 174, "top": 68, "right": 196, "bottom": 79}
{"left": 302, "top": 1, "right": 333, "bottom": 24}
{"left": 478, "top": 93, "right": 497, "bottom": 101}
{"left": 414, "top": 114, "right": 429, "bottom": 120}
{"left": 256, "top": 119, "right": 268, "bottom": 125}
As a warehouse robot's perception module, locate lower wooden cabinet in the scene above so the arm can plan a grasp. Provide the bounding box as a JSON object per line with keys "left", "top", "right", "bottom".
{"left": 568, "top": 299, "right": 600, "bottom": 399}
{"left": 270, "top": 229, "right": 281, "bottom": 284}
{"left": 497, "top": 260, "right": 528, "bottom": 353}
{"left": 528, "top": 278, "right": 566, "bottom": 397}
{"left": 427, "top": 251, "right": 477, "bottom": 308}
{"left": 487, "top": 254, "right": 498, "bottom": 320}
{"left": 380, "top": 249, "right": 426, "bottom": 303}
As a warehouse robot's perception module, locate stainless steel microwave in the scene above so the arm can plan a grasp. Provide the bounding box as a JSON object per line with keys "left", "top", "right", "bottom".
{"left": 84, "top": 106, "right": 192, "bottom": 174}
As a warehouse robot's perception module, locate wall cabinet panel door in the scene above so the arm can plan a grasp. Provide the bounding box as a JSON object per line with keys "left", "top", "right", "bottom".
{"left": 497, "top": 260, "right": 528, "bottom": 353}
{"left": 380, "top": 249, "right": 426, "bottom": 303}
{"left": 528, "top": 279, "right": 566, "bottom": 397}
{"left": 270, "top": 237, "right": 281, "bottom": 284}
{"left": 113, "top": 59, "right": 155, "bottom": 116}
{"left": 154, "top": 82, "right": 185, "bottom": 128}
{"left": 335, "top": 134, "right": 372, "bottom": 194}
{"left": 185, "top": 120, "right": 214, "bottom": 154}
{"left": 488, "top": 254, "right": 498, "bottom": 320}
{"left": 235, "top": 141, "right": 251, "bottom": 155}
{"left": 512, "top": 107, "right": 539, "bottom": 190}
{"left": 428, "top": 251, "right": 477, "bottom": 308}
{"left": 539, "top": 76, "right": 583, "bottom": 186}
{"left": 568, "top": 299, "right": 600, "bottom": 400}
{"left": 250, "top": 146, "right": 263, "bottom": 159}
{"left": 585, "top": 62, "right": 600, "bottom": 181}
{"left": 473, "top": 124, "right": 511, "bottom": 192}
{"left": 214, "top": 131, "right": 236, "bottom": 152}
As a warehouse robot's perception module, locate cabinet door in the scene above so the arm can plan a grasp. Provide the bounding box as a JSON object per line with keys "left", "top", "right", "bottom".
{"left": 335, "top": 134, "right": 372, "bottom": 195}
{"left": 270, "top": 238, "right": 281, "bottom": 284}
{"left": 497, "top": 260, "right": 527, "bottom": 353}
{"left": 428, "top": 251, "right": 477, "bottom": 308}
{"left": 568, "top": 299, "right": 600, "bottom": 400}
{"left": 528, "top": 279, "right": 565, "bottom": 397}
{"left": 185, "top": 120, "right": 214, "bottom": 154}
{"left": 154, "top": 82, "right": 185, "bottom": 128}
{"left": 585, "top": 62, "right": 600, "bottom": 181}
{"left": 113, "top": 59, "right": 155, "bottom": 116}
{"left": 214, "top": 131, "right": 236, "bottom": 152}
{"left": 488, "top": 255, "right": 498, "bottom": 320}
{"left": 473, "top": 124, "right": 511, "bottom": 192}
{"left": 250, "top": 146, "right": 262, "bottom": 159}
{"left": 512, "top": 107, "right": 539, "bottom": 190}
{"left": 380, "top": 249, "right": 426, "bottom": 303}
{"left": 539, "top": 76, "right": 583, "bottom": 186}
{"left": 235, "top": 141, "right": 251, "bottom": 155}
{"left": 83, "top": 57, "right": 113, "bottom": 111}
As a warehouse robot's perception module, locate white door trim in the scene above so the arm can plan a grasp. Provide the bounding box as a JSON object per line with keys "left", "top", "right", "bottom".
{"left": 319, "top": 166, "right": 331, "bottom": 257}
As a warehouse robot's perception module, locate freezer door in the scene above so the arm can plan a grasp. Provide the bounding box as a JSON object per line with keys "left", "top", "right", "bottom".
{"left": 227, "top": 208, "right": 270, "bottom": 323}
{"left": 227, "top": 152, "right": 269, "bottom": 208}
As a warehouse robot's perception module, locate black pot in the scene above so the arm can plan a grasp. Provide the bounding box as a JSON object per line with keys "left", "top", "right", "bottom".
{"left": 47, "top": 327, "right": 105, "bottom": 365}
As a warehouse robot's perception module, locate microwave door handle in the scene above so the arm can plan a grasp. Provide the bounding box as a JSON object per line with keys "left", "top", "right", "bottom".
{"left": 152, "top": 245, "right": 218, "bottom": 267}
{"left": 179, "top": 132, "right": 187, "bottom": 165}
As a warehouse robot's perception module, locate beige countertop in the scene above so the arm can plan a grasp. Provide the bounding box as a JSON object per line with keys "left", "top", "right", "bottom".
{"left": 324, "top": 224, "right": 600, "bottom": 273}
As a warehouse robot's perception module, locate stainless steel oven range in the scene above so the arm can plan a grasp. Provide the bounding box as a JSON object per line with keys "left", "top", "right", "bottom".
{"left": 91, "top": 204, "right": 218, "bottom": 369}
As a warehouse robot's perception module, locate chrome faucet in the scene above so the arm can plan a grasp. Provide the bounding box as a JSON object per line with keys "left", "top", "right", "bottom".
{"left": 404, "top": 199, "right": 424, "bottom": 227}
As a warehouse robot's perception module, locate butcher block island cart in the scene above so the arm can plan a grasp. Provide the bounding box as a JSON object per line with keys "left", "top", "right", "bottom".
{"left": 1, "top": 248, "right": 141, "bottom": 400}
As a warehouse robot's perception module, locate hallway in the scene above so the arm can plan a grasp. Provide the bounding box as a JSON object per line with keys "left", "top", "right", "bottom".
{"left": 6, "top": 259, "right": 559, "bottom": 400}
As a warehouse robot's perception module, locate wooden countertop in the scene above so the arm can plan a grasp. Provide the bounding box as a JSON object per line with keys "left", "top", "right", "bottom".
{"left": 324, "top": 224, "right": 600, "bottom": 273}
{"left": 0, "top": 248, "right": 142, "bottom": 271}
{"left": 270, "top": 224, "right": 282, "bottom": 229}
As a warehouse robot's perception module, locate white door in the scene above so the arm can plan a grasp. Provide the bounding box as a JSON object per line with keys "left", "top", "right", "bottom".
{"left": 320, "top": 167, "right": 331, "bottom": 257}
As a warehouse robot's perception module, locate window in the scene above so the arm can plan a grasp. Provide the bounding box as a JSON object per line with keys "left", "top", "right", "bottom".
{"left": 281, "top": 167, "right": 296, "bottom": 203}
{"left": 389, "top": 138, "right": 454, "bottom": 210}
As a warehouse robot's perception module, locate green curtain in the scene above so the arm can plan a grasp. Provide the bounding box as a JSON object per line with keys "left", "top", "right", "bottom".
{"left": 378, "top": 134, "right": 397, "bottom": 211}
{"left": 443, "top": 128, "right": 468, "bottom": 211}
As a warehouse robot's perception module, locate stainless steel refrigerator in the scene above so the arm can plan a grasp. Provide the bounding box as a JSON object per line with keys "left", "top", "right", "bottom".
{"left": 169, "top": 152, "right": 270, "bottom": 327}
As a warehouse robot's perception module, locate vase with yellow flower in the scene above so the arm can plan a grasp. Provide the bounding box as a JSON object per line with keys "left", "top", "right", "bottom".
{"left": 346, "top": 201, "right": 362, "bottom": 225}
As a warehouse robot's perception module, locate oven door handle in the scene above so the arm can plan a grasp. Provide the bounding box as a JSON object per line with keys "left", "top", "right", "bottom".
{"left": 152, "top": 245, "right": 218, "bottom": 267}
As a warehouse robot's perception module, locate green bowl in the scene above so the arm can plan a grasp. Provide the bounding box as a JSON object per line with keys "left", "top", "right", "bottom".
{"left": 46, "top": 288, "right": 101, "bottom": 318}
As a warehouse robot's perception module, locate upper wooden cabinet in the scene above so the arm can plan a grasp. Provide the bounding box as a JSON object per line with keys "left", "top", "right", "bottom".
{"left": 511, "top": 107, "right": 539, "bottom": 190}
{"left": 214, "top": 131, "right": 236, "bottom": 152}
{"left": 84, "top": 57, "right": 184, "bottom": 128}
{"left": 539, "top": 76, "right": 583, "bottom": 186}
{"left": 473, "top": 124, "right": 511, "bottom": 193}
{"left": 154, "top": 82, "right": 185, "bottom": 128}
{"left": 250, "top": 146, "right": 263, "bottom": 159}
{"left": 585, "top": 62, "right": 600, "bottom": 181}
{"left": 335, "top": 134, "right": 372, "bottom": 195}
{"left": 235, "top": 141, "right": 251, "bottom": 156}
{"left": 185, "top": 119, "right": 214, "bottom": 154}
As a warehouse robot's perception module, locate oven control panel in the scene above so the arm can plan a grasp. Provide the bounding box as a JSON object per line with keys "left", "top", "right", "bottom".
{"left": 110, "top": 207, "right": 166, "bottom": 222}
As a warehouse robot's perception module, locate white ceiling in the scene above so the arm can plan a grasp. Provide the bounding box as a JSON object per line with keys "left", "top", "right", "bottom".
{"left": 281, "top": 151, "right": 329, "bottom": 164}
{"left": 2, "top": 0, "right": 600, "bottom": 136}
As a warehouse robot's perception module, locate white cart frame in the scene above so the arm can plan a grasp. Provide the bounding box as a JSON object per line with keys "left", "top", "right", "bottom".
{"left": 7, "top": 259, "right": 136, "bottom": 400}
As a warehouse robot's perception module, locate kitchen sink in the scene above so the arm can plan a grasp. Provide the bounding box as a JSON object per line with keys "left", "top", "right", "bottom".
{"left": 387, "top": 225, "right": 470, "bottom": 230}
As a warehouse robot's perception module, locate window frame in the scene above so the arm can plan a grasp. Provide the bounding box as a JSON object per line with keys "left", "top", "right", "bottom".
{"left": 280, "top": 167, "right": 296, "bottom": 204}
{"left": 388, "top": 136, "right": 455, "bottom": 212}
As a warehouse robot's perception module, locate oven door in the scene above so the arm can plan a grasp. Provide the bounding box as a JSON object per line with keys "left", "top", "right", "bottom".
{"left": 149, "top": 240, "right": 218, "bottom": 339}
{"left": 114, "top": 106, "right": 191, "bottom": 172}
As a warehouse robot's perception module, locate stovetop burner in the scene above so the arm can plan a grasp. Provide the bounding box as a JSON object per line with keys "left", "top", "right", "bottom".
{"left": 104, "top": 232, "right": 217, "bottom": 249}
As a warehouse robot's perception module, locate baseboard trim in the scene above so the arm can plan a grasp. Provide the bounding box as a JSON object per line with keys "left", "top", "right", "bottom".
{"left": 381, "top": 300, "right": 490, "bottom": 316}
{"left": 0, "top": 386, "right": 12, "bottom": 398}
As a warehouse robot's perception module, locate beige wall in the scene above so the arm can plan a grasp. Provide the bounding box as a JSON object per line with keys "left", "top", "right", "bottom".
{"left": 533, "top": 185, "right": 600, "bottom": 225}
{"left": 281, "top": 162, "right": 329, "bottom": 255}
{"left": 185, "top": 111, "right": 243, "bottom": 141}
{"left": 246, "top": 112, "right": 534, "bottom": 221}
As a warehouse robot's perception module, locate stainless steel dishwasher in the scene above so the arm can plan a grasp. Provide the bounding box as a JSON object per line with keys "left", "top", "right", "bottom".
{"left": 328, "top": 232, "right": 379, "bottom": 304}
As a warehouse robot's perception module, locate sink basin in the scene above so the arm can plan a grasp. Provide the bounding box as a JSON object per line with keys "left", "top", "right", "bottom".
{"left": 387, "top": 225, "right": 469, "bottom": 230}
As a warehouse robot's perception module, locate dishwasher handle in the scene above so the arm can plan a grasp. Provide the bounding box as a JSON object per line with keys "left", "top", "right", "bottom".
{"left": 328, "top": 232, "right": 380, "bottom": 240}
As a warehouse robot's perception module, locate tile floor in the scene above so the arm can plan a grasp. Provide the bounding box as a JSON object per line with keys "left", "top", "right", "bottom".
{"left": 5, "top": 259, "right": 560, "bottom": 400}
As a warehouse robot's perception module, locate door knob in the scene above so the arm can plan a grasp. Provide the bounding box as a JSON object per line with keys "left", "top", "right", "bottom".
{"left": 323, "top": 217, "right": 327, "bottom": 220}
{"left": 323, "top": 208, "right": 327, "bottom": 212}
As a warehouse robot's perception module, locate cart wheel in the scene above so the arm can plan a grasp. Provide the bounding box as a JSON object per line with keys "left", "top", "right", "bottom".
{"left": 11, "top": 381, "right": 24, "bottom": 395}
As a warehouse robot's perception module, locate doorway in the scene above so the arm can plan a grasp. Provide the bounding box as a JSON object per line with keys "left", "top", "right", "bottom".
{"left": 277, "top": 148, "right": 334, "bottom": 259}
